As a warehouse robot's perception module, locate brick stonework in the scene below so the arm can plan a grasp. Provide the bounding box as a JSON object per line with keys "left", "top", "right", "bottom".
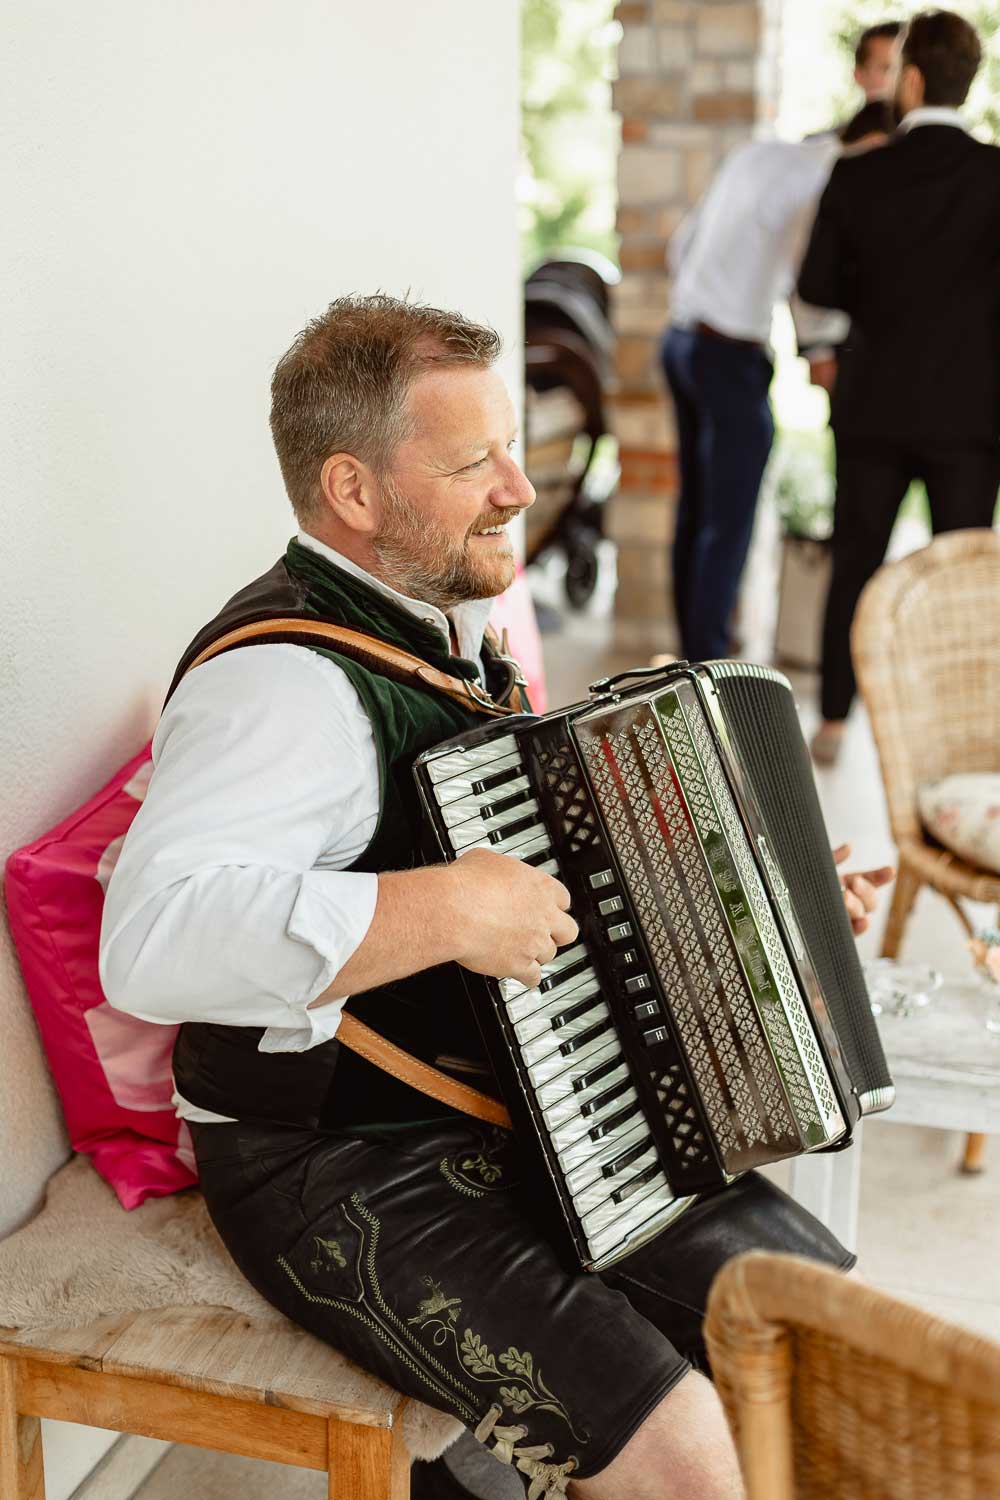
{"left": 610, "top": 0, "right": 782, "bottom": 642}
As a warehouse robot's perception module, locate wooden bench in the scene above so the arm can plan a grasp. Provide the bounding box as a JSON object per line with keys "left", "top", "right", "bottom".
{"left": 0, "top": 1305, "right": 410, "bottom": 1499}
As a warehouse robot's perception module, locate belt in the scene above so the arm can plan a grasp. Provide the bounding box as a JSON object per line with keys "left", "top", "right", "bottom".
{"left": 694, "top": 320, "right": 764, "bottom": 351}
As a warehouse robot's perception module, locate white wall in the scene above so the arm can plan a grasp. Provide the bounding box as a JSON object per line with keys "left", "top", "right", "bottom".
{"left": 0, "top": 3, "right": 520, "bottom": 1493}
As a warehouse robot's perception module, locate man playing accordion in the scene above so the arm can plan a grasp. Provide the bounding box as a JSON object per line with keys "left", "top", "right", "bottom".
{"left": 100, "top": 295, "right": 890, "bottom": 1500}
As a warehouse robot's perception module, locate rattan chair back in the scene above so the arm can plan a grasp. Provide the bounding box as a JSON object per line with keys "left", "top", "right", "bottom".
{"left": 852, "top": 528, "right": 1000, "bottom": 846}
{"left": 706, "top": 1250, "right": 1000, "bottom": 1500}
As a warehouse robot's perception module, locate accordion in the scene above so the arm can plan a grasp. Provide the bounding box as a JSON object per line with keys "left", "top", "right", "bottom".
{"left": 414, "top": 662, "right": 894, "bottom": 1272}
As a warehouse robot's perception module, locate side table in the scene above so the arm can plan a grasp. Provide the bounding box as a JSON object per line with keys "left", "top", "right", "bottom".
{"left": 788, "top": 974, "right": 1000, "bottom": 1251}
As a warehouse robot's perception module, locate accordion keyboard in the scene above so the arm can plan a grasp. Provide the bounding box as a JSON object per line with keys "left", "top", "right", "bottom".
{"left": 423, "top": 733, "right": 686, "bottom": 1267}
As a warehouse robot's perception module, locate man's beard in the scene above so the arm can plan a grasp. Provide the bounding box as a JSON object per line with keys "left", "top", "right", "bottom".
{"left": 371, "top": 480, "right": 519, "bottom": 609}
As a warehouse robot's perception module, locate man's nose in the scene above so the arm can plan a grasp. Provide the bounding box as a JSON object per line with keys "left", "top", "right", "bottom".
{"left": 499, "top": 453, "right": 536, "bottom": 510}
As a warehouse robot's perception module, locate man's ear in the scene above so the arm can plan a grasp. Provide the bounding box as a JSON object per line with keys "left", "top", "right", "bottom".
{"left": 319, "top": 452, "right": 381, "bottom": 536}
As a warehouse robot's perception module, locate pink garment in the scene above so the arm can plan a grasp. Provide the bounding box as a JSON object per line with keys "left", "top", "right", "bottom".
{"left": 5, "top": 745, "right": 197, "bottom": 1208}
{"left": 489, "top": 564, "right": 548, "bottom": 713}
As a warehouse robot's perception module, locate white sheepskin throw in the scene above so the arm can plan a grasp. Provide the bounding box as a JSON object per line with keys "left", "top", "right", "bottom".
{"left": 0, "top": 1155, "right": 461, "bottom": 1462}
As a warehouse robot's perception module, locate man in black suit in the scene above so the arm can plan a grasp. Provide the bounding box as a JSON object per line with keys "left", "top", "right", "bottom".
{"left": 798, "top": 9, "right": 1000, "bottom": 764}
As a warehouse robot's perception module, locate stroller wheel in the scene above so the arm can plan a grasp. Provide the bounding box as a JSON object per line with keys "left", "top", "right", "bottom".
{"left": 564, "top": 536, "right": 599, "bottom": 609}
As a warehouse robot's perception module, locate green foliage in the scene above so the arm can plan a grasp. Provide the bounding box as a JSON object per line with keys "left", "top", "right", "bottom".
{"left": 832, "top": 1, "right": 1000, "bottom": 139}
{"left": 521, "top": 0, "right": 620, "bottom": 270}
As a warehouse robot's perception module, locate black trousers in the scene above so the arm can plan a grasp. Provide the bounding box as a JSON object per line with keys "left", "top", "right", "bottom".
{"left": 821, "top": 436, "right": 1000, "bottom": 722}
{"left": 660, "top": 326, "right": 775, "bottom": 662}
{"left": 190, "top": 1116, "right": 852, "bottom": 1488}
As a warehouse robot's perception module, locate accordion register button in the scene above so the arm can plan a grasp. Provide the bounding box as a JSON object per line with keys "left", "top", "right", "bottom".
{"left": 624, "top": 974, "right": 651, "bottom": 995}
{"left": 613, "top": 948, "right": 639, "bottom": 968}
{"left": 607, "top": 922, "right": 633, "bottom": 942}
{"left": 589, "top": 869, "right": 615, "bottom": 889}
{"left": 597, "top": 895, "right": 623, "bottom": 916}
{"left": 633, "top": 1000, "right": 659, "bottom": 1022}
{"left": 642, "top": 1026, "right": 669, "bottom": 1047}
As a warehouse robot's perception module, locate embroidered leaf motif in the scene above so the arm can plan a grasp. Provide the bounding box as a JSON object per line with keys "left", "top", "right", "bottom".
{"left": 499, "top": 1346, "right": 534, "bottom": 1380}
{"left": 460, "top": 1153, "right": 502, "bottom": 1185}
{"left": 499, "top": 1384, "right": 534, "bottom": 1414}
{"left": 460, "top": 1329, "right": 499, "bottom": 1375}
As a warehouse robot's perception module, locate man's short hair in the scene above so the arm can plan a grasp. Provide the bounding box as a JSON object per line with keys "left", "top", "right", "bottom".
{"left": 855, "top": 21, "right": 902, "bottom": 68}
{"left": 839, "top": 99, "right": 896, "bottom": 143}
{"left": 270, "top": 294, "right": 502, "bottom": 525}
{"left": 901, "top": 9, "right": 982, "bottom": 106}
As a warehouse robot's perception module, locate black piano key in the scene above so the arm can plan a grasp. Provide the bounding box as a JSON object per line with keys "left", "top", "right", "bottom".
{"left": 610, "top": 1161, "right": 661, "bottom": 1203}
{"left": 588, "top": 1100, "right": 641, "bottom": 1142}
{"left": 550, "top": 990, "right": 603, "bottom": 1031}
{"left": 479, "top": 787, "right": 533, "bottom": 820}
{"left": 602, "top": 1136, "right": 654, "bottom": 1180}
{"left": 522, "top": 846, "right": 556, "bottom": 868}
{"left": 540, "top": 955, "right": 591, "bottom": 994}
{"left": 472, "top": 766, "right": 523, "bottom": 795}
{"left": 560, "top": 1016, "right": 614, "bottom": 1057}
{"left": 488, "top": 813, "right": 540, "bottom": 845}
{"left": 572, "top": 1054, "right": 620, "bottom": 1093}
{"left": 579, "top": 1077, "right": 630, "bottom": 1118}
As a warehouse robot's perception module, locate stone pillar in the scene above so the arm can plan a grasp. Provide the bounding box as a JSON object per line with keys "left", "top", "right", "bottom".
{"left": 609, "top": 0, "right": 783, "bottom": 650}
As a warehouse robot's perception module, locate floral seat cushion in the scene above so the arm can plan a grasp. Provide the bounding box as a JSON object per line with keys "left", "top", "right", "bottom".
{"left": 917, "top": 772, "right": 1000, "bottom": 876}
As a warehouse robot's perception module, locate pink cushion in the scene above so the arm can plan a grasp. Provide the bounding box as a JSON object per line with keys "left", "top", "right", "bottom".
{"left": 5, "top": 745, "right": 197, "bottom": 1209}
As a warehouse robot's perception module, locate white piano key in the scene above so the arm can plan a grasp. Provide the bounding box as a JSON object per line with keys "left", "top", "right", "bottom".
{"left": 530, "top": 1035, "right": 622, "bottom": 1104}
{"left": 501, "top": 833, "right": 553, "bottom": 866}
{"left": 447, "top": 801, "right": 542, "bottom": 851}
{"left": 501, "top": 944, "right": 590, "bottom": 1003}
{"left": 438, "top": 777, "right": 532, "bottom": 828}
{"left": 584, "top": 1180, "right": 679, "bottom": 1260}
{"left": 541, "top": 1060, "right": 633, "bottom": 1132}
{"left": 425, "top": 736, "right": 521, "bottom": 782}
{"left": 563, "top": 1121, "right": 650, "bottom": 1197}
{"left": 512, "top": 981, "right": 604, "bottom": 1045}
{"left": 505, "top": 968, "right": 598, "bottom": 1026}
{"left": 547, "top": 1084, "right": 639, "bottom": 1155}
{"left": 431, "top": 751, "right": 525, "bottom": 806}
{"left": 518, "top": 1004, "right": 612, "bottom": 1071}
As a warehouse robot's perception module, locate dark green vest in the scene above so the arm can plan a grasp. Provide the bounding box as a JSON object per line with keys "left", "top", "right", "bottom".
{"left": 171, "top": 539, "right": 518, "bottom": 1129}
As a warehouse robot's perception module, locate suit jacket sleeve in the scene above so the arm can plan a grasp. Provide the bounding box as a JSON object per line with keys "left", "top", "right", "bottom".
{"left": 797, "top": 165, "right": 855, "bottom": 315}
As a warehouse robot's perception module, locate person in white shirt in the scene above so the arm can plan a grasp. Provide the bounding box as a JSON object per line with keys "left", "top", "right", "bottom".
{"left": 660, "top": 104, "right": 891, "bottom": 667}
{"left": 100, "top": 294, "right": 888, "bottom": 1500}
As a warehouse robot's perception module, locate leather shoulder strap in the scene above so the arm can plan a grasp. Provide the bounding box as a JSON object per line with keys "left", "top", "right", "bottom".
{"left": 183, "top": 617, "right": 519, "bottom": 719}
{"left": 182, "top": 615, "right": 517, "bottom": 1128}
{"left": 336, "top": 1014, "right": 511, "bottom": 1129}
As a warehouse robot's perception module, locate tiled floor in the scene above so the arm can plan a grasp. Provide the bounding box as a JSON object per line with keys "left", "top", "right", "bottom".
{"left": 131, "top": 553, "right": 1000, "bottom": 1496}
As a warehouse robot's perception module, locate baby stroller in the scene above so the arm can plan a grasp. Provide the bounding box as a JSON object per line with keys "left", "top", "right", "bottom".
{"left": 524, "top": 252, "right": 618, "bottom": 609}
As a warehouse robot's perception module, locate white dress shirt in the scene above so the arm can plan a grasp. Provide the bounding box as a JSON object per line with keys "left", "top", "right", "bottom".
{"left": 897, "top": 106, "right": 967, "bottom": 134}
{"left": 669, "top": 136, "right": 845, "bottom": 345}
{"left": 99, "top": 533, "right": 494, "bottom": 1123}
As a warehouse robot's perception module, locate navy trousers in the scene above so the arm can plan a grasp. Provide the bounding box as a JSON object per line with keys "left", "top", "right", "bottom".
{"left": 660, "top": 326, "right": 775, "bottom": 662}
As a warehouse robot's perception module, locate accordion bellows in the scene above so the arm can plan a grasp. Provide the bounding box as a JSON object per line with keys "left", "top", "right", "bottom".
{"left": 415, "top": 663, "right": 893, "bottom": 1272}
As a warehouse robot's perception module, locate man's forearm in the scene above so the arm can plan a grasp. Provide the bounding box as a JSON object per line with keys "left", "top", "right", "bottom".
{"left": 310, "top": 864, "right": 463, "bottom": 1006}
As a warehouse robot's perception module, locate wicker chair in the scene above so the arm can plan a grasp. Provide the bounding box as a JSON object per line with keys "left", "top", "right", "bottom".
{"left": 705, "top": 1251, "right": 1000, "bottom": 1500}
{"left": 852, "top": 527, "right": 1000, "bottom": 1172}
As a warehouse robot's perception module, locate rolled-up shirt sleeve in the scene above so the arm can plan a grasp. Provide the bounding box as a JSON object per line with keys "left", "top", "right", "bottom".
{"left": 99, "top": 644, "right": 381, "bottom": 1053}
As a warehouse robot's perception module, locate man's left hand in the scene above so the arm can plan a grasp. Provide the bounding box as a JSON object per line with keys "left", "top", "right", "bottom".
{"left": 833, "top": 843, "right": 895, "bottom": 936}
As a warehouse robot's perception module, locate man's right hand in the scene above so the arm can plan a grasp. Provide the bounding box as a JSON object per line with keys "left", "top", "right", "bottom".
{"left": 449, "top": 847, "right": 579, "bottom": 990}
